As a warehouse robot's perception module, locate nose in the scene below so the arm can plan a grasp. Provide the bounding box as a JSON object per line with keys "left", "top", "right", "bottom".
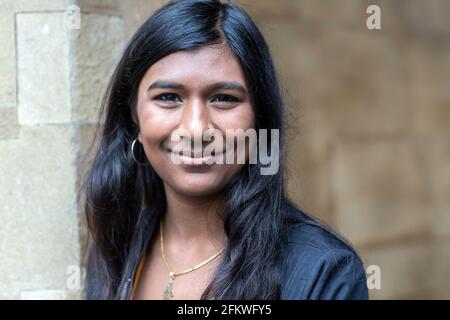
{"left": 178, "top": 97, "right": 213, "bottom": 149}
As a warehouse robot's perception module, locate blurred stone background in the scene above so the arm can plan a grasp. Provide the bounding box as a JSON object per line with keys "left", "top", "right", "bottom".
{"left": 0, "top": 0, "right": 449, "bottom": 299}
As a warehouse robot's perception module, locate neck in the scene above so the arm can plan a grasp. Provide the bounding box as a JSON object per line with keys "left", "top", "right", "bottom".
{"left": 162, "top": 184, "right": 226, "bottom": 252}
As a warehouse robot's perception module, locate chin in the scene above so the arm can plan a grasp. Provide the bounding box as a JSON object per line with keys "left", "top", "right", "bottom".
{"left": 171, "top": 173, "right": 228, "bottom": 197}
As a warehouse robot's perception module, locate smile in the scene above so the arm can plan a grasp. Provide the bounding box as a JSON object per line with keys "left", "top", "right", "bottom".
{"left": 167, "top": 149, "right": 224, "bottom": 166}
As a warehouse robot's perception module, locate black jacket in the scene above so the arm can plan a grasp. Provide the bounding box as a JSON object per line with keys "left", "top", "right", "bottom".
{"left": 86, "top": 207, "right": 368, "bottom": 300}
{"left": 279, "top": 210, "right": 368, "bottom": 299}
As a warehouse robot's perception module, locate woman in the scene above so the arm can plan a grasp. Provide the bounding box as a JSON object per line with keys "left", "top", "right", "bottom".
{"left": 83, "top": 0, "right": 368, "bottom": 300}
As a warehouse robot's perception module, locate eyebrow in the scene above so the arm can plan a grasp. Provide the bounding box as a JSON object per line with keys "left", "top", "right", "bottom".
{"left": 147, "top": 80, "right": 247, "bottom": 94}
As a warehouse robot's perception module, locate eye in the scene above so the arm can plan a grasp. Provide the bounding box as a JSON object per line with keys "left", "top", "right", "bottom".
{"left": 210, "top": 94, "right": 241, "bottom": 105}
{"left": 154, "top": 93, "right": 182, "bottom": 104}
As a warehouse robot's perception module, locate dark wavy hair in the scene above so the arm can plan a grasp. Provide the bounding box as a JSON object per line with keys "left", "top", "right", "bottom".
{"left": 82, "top": 0, "right": 302, "bottom": 299}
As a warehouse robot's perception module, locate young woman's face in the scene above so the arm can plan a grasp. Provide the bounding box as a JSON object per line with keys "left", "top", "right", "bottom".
{"left": 136, "top": 44, "right": 255, "bottom": 197}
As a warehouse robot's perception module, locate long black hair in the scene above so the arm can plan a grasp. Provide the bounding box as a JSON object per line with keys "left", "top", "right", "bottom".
{"left": 83, "top": 0, "right": 302, "bottom": 299}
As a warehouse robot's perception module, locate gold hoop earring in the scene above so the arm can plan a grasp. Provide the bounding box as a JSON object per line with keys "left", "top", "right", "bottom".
{"left": 131, "top": 138, "right": 148, "bottom": 166}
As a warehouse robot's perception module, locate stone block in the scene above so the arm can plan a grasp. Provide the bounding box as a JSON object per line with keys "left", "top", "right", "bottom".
{"left": 409, "top": 43, "right": 450, "bottom": 137}
{"left": 0, "top": 0, "right": 16, "bottom": 108}
{"left": 331, "top": 140, "right": 431, "bottom": 247}
{"left": 432, "top": 239, "right": 450, "bottom": 299}
{"left": 361, "top": 241, "right": 434, "bottom": 299}
{"left": 0, "top": 125, "right": 80, "bottom": 299}
{"left": 423, "top": 141, "right": 450, "bottom": 238}
{"left": 119, "top": 0, "right": 167, "bottom": 38}
{"left": 76, "top": 0, "right": 120, "bottom": 14}
{"left": 17, "top": 12, "right": 71, "bottom": 124}
{"left": 265, "top": 25, "right": 412, "bottom": 140}
{"left": 286, "top": 139, "right": 334, "bottom": 224}
{"left": 0, "top": 108, "right": 20, "bottom": 140}
{"left": 394, "top": 0, "right": 450, "bottom": 37}
{"left": 21, "top": 289, "right": 67, "bottom": 300}
{"left": 13, "top": 0, "right": 67, "bottom": 12}
{"left": 69, "top": 13, "right": 125, "bottom": 122}
{"left": 237, "top": 0, "right": 301, "bottom": 22}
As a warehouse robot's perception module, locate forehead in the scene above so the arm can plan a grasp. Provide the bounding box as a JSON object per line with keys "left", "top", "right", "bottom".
{"left": 141, "top": 44, "right": 247, "bottom": 86}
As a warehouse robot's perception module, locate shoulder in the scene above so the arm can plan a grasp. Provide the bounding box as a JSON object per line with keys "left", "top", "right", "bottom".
{"left": 278, "top": 207, "right": 368, "bottom": 300}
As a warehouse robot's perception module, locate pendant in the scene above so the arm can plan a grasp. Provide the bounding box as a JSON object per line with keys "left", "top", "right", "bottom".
{"left": 163, "top": 272, "right": 175, "bottom": 300}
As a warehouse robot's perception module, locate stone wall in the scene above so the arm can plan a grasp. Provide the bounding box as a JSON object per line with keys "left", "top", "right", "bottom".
{"left": 1, "top": 0, "right": 449, "bottom": 299}
{"left": 245, "top": 0, "right": 450, "bottom": 299}
{"left": 0, "top": 0, "right": 125, "bottom": 299}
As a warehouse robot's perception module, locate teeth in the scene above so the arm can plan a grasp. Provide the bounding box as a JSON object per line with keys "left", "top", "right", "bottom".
{"left": 173, "top": 151, "right": 220, "bottom": 158}
{"left": 168, "top": 148, "right": 224, "bottom": 158}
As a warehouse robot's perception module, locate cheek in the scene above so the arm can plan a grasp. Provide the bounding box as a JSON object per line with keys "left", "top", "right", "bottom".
{"left": 137, "top": 111, "right": 173, "bottom": 165}
{"left": 138, "top": 103, "right": 176, "bottom": 142}
{"left": 139, "top": 122, "right": 163, "bottom": 152}
{"left": 216, "top": 104, "right": 256, "bottom": 131}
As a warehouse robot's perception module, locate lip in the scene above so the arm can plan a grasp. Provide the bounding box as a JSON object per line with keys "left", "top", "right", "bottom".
{"left": 166, "top": 148, "right": 224, "bottom": 166}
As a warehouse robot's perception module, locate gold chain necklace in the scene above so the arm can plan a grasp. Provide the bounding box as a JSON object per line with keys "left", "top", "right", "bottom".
{"left": 160, "top": 219, "right": 224, "bottom": 300}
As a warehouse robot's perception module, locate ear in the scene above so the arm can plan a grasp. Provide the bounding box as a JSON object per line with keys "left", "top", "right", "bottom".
{"left": 138, "top": 132, "right": 142, "bottom": 143}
